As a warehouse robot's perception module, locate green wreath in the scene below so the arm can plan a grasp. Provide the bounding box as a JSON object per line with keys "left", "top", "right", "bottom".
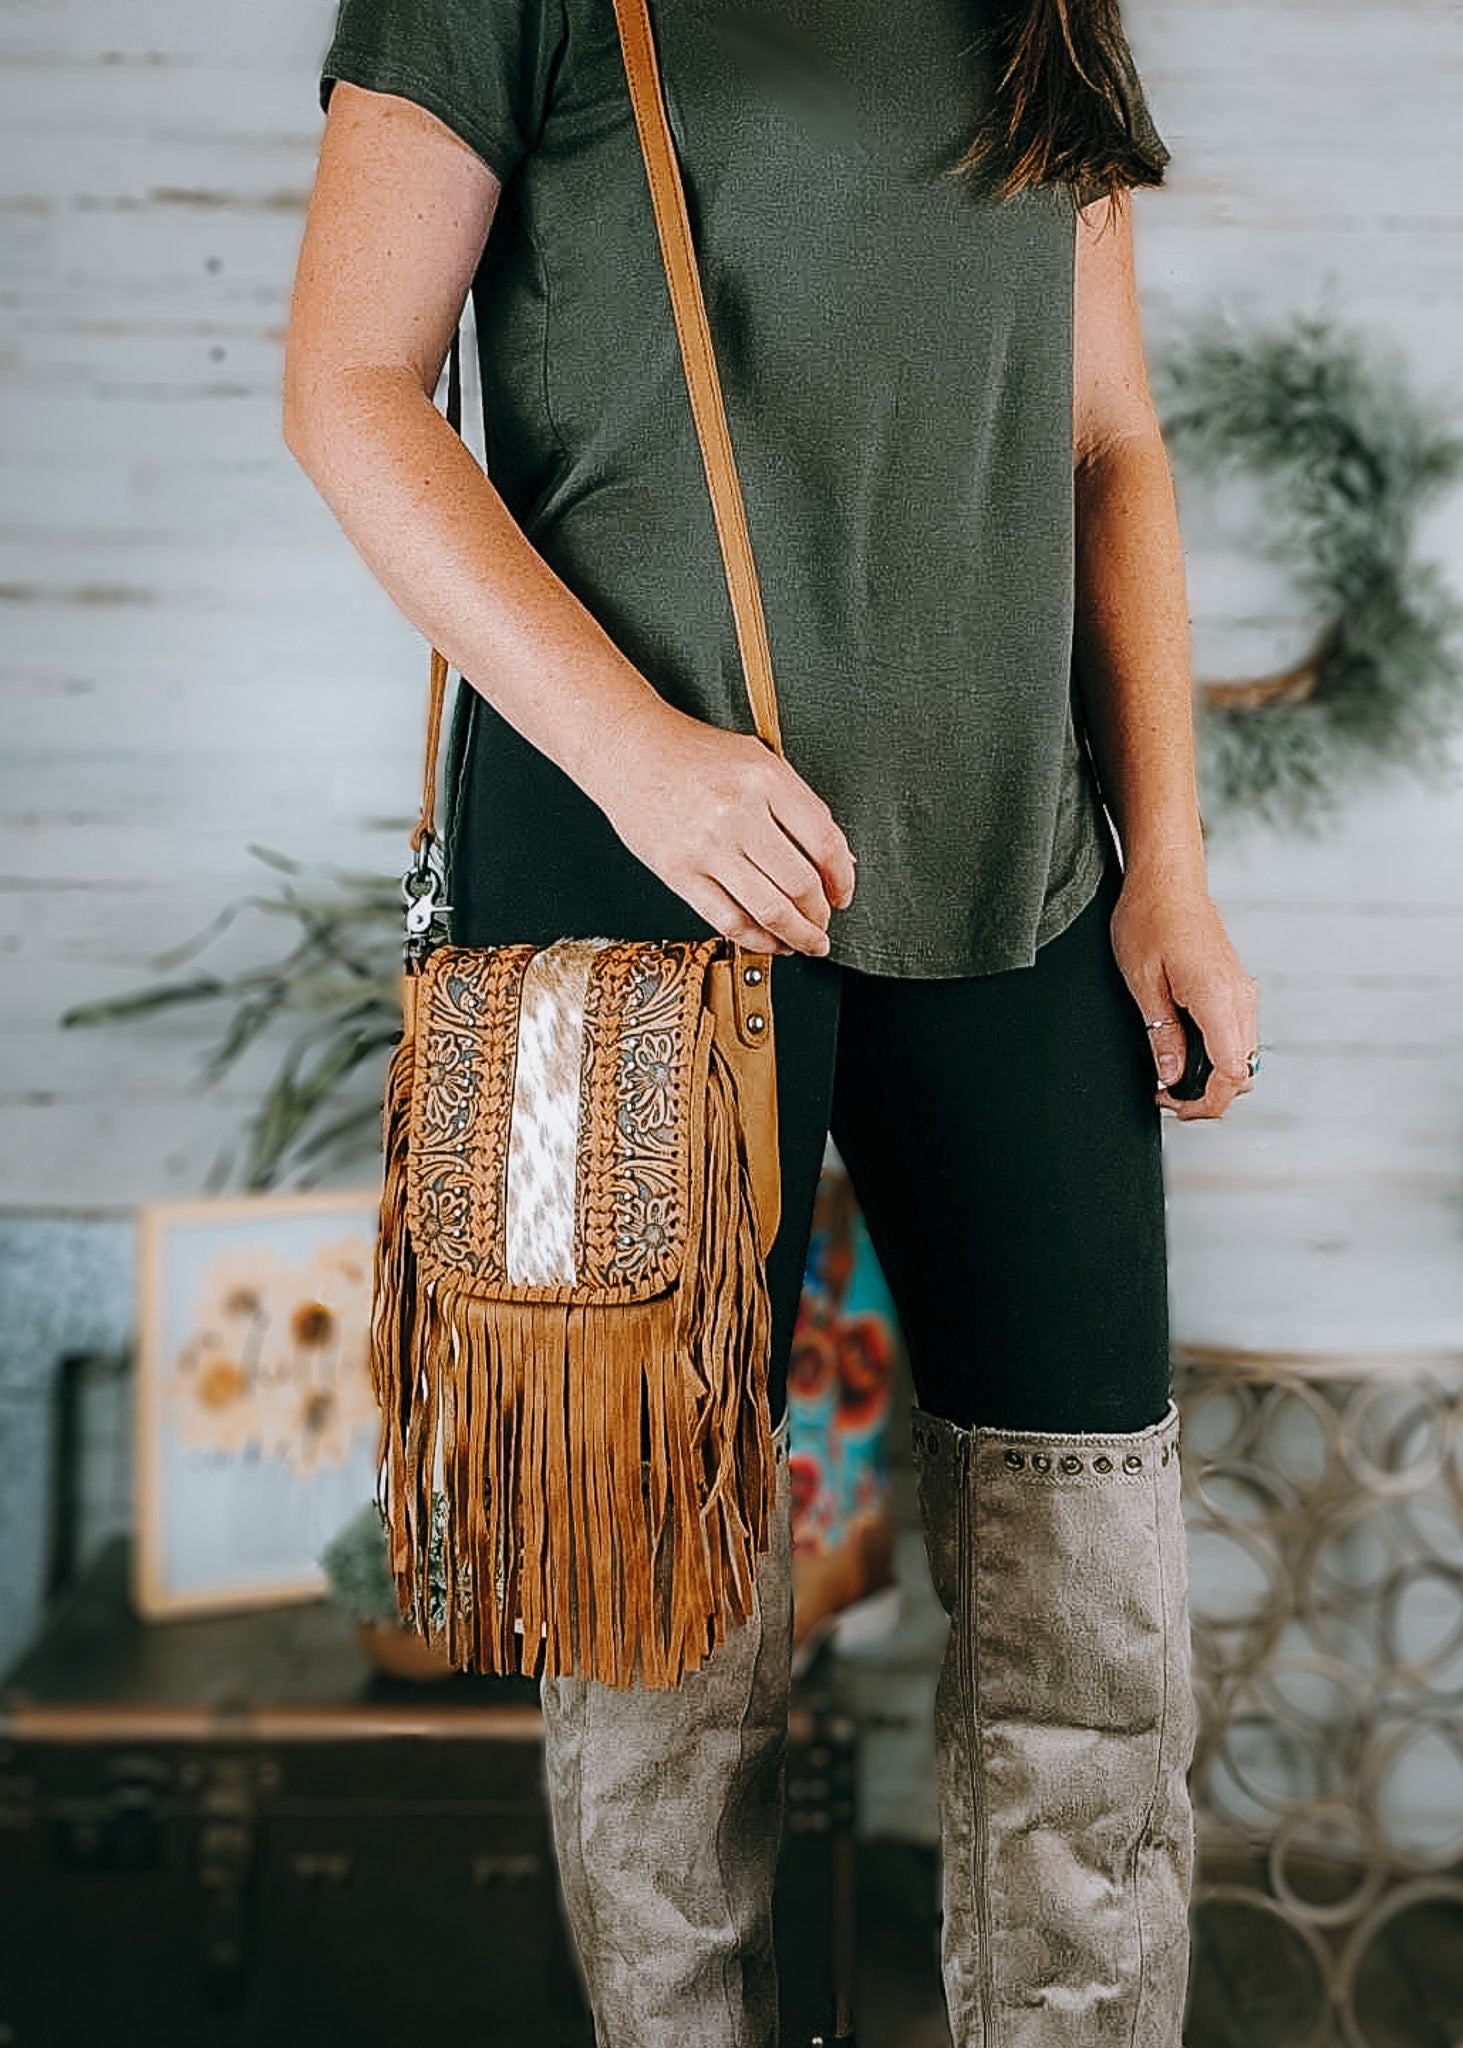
{"left": 1155, "top": 312, "right": 1463, "bottom": 829}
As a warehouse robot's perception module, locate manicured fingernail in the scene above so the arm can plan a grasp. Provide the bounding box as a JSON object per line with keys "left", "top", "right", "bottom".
{"left": 1157, "top": 1055, "right": 1182, "bottom": 1084}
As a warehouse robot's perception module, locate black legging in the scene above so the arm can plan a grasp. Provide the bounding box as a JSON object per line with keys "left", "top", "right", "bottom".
{"left": 445, "top": 692, "right": 1173, "bottom": 1442}
{"left": 761, "top": 851, "right": 1171, "bottom": 1436}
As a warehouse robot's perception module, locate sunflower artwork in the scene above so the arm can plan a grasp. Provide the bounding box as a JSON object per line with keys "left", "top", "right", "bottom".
{"left": 134, "top": 1190, "right": 384, "bottom": 1618}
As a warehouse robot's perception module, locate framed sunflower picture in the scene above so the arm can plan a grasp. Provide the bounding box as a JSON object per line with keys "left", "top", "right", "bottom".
{"left": 133, "top": 1189, "right": 383, "bottom": 1619}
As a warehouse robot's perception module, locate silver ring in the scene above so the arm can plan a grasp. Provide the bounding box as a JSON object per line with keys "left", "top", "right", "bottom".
{"left": 1143, "top": 1017, "right": 1168, "bottom": 1032}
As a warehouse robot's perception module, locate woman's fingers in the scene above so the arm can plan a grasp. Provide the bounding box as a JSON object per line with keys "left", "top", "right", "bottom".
{"left": 681, "top": 874, "right": 794, "bottom": 956}
{"left": 1123, "top": 959, "right": 1188, "bottom": 1090}
{"left": 1140, "top": 1000, "right": 1186, "bottom": 1089}
{"left": 708, "top": 760, "right": 859, "bottom": 957}
{"left": 1161, "top": 983, "right": 1252, "bottom": 1121}
{"left": 720, "top": 851, "right": 834, "bottom": 956}
{"left": 742, "top": 808, "right": 846, "bottom": 932}
{"left": 765, "top": 761, "right": 858, "bottom": 912}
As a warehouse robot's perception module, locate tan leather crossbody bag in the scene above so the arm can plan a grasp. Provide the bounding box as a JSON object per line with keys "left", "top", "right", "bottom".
{"left": 372, "top": 0, "right": 787, "bottom": 1690}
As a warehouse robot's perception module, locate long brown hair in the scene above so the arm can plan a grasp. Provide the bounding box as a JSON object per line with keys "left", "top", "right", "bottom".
{"left": 955, "top": 0, "right": 1169, "bottom": 205}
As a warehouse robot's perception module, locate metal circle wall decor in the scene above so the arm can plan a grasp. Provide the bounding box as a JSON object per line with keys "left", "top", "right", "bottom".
{"left": 1175, "top": 1345, "right": 1463, "bottom": 2046}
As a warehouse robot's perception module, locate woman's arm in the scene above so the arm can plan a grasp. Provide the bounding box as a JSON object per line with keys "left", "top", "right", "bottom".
{"left": 1071, "top": 194, "right": 1258, "bottom": 1121}
{"left": 282, "top": 83, "right": 855, "bottom": 956}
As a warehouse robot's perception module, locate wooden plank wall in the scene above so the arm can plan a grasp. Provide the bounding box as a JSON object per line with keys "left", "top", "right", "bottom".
{"left": 2, "top": 0, "right": 1462, "bottom": 1356}
{"left": 1126, "top": 0, "right": 1463, "bottom": 1353}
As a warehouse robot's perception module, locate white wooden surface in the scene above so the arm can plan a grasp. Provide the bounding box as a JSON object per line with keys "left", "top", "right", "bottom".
{"left": 2, "top": 0, "right": 1463, "bottom": 1352}
{"left": 1120, "top": 0, "right": 1463, "bottom": 1352}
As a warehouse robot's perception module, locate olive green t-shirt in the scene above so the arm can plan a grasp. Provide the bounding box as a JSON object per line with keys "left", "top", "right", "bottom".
{"left": 319, "top": 0, "right": 1169, "bottom": 976}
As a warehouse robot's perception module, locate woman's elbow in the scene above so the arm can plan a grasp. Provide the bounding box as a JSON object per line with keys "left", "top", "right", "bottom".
{"left": 281, "top": 331, "right": 328, "bottom": 475}
{"left": 280, "top": 290, "right": 356, "bottom": 475}
{"left": 1073, "top": 405, "right": 1168, "bottom": 486}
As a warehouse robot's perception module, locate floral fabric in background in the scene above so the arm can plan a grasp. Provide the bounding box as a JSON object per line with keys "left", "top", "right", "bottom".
{"left": 788, "top": 1164, "right": 900, "bottom": 1665}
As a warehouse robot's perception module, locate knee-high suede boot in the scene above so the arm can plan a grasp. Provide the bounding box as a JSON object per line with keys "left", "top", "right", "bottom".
{"left": 540, "top": 1415, "right": 793, "bottom": 2048}
{"left": 910, "top": 1399, "right": 1197, "bottom": 2048}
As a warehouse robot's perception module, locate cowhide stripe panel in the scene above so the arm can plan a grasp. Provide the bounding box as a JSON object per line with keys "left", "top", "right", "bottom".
{"left": 503, "top": 937, "right": 611, "bottom": 1285}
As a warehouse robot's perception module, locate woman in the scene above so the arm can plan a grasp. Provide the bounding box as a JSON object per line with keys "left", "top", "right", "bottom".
{"left": 284, "top": 0, "right": 1258, "bottom": 2039}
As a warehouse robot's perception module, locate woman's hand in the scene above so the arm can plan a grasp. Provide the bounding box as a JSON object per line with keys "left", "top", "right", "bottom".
{"left": 1109, "top": 864, "right": 1260, "bottom": 1121}
{"left": 592, "top": 699, "right": 858, "bottom": 957}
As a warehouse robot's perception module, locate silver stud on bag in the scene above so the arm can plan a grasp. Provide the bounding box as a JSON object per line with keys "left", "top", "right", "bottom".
{"left": 1124, "top": 1453, "right": 1143, "bottom": 1472}
{"left": 743, "top": 964, "right": 764, "bottom": 985}
{"left": 747, "top": 1012, "right": 766, "bottom": 1033}
{"left": 1004, "top": 1450, "right": 1024, "bottom": 1469}
{"left": 1060, "top": 1454, "right": 1083, "bottom": 1473}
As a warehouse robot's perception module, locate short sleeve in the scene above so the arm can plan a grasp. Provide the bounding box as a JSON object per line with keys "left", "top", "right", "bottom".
{"left": 318, "top": 0, "right": 566, "bottom": 184}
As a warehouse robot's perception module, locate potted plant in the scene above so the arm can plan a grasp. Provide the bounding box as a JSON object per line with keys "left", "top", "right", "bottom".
{"left": 320, "top": 1500, "right": 455, "bottom": 1683}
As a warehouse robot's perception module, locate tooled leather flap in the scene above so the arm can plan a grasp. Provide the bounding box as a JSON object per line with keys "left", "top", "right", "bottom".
{"left": 404, "top": 937, "right": 721, "bottom": 1303}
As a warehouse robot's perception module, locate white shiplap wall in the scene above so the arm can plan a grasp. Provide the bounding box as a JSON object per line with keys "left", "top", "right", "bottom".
{"left": 0, "top": 0, "right": 430, "bottom": 1204}
{"left": 1122, "top": 0, "right": 1463, "bottom": 1351}
{"left": 2, "top": 0, "right": 1463, "bottom": 1354}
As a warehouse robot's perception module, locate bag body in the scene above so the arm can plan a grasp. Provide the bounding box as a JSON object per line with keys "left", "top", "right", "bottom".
{"left": 374, "top": 935, "right": 781, "bottom": 1687}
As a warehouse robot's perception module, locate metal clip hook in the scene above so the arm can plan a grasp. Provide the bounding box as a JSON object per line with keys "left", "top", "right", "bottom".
{"left": 401, "top": 838, "right": 451, "bottom": 953}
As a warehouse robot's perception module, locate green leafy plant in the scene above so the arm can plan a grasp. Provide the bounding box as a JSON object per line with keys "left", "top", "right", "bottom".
{"left": 320, "top": 1502, "right": 401, "bottom": 1627}
{"left": 320, "top": 1496, "right": 449, "bottom": 1634}
{"left": 60, "top": 844, "right": 404, "bottom": 1190}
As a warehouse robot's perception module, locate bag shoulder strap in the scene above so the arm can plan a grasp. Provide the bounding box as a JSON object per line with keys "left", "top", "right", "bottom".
{"left": 410, "top": 0, "right": 783, "bottom": 861}
{"left": 610, "top": 0, "right": 783, "bottom": 754}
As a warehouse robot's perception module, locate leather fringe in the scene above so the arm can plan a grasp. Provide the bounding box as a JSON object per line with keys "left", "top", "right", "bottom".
{"left": 370, "top": 1002, "right": 775, "bottom": 1689}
